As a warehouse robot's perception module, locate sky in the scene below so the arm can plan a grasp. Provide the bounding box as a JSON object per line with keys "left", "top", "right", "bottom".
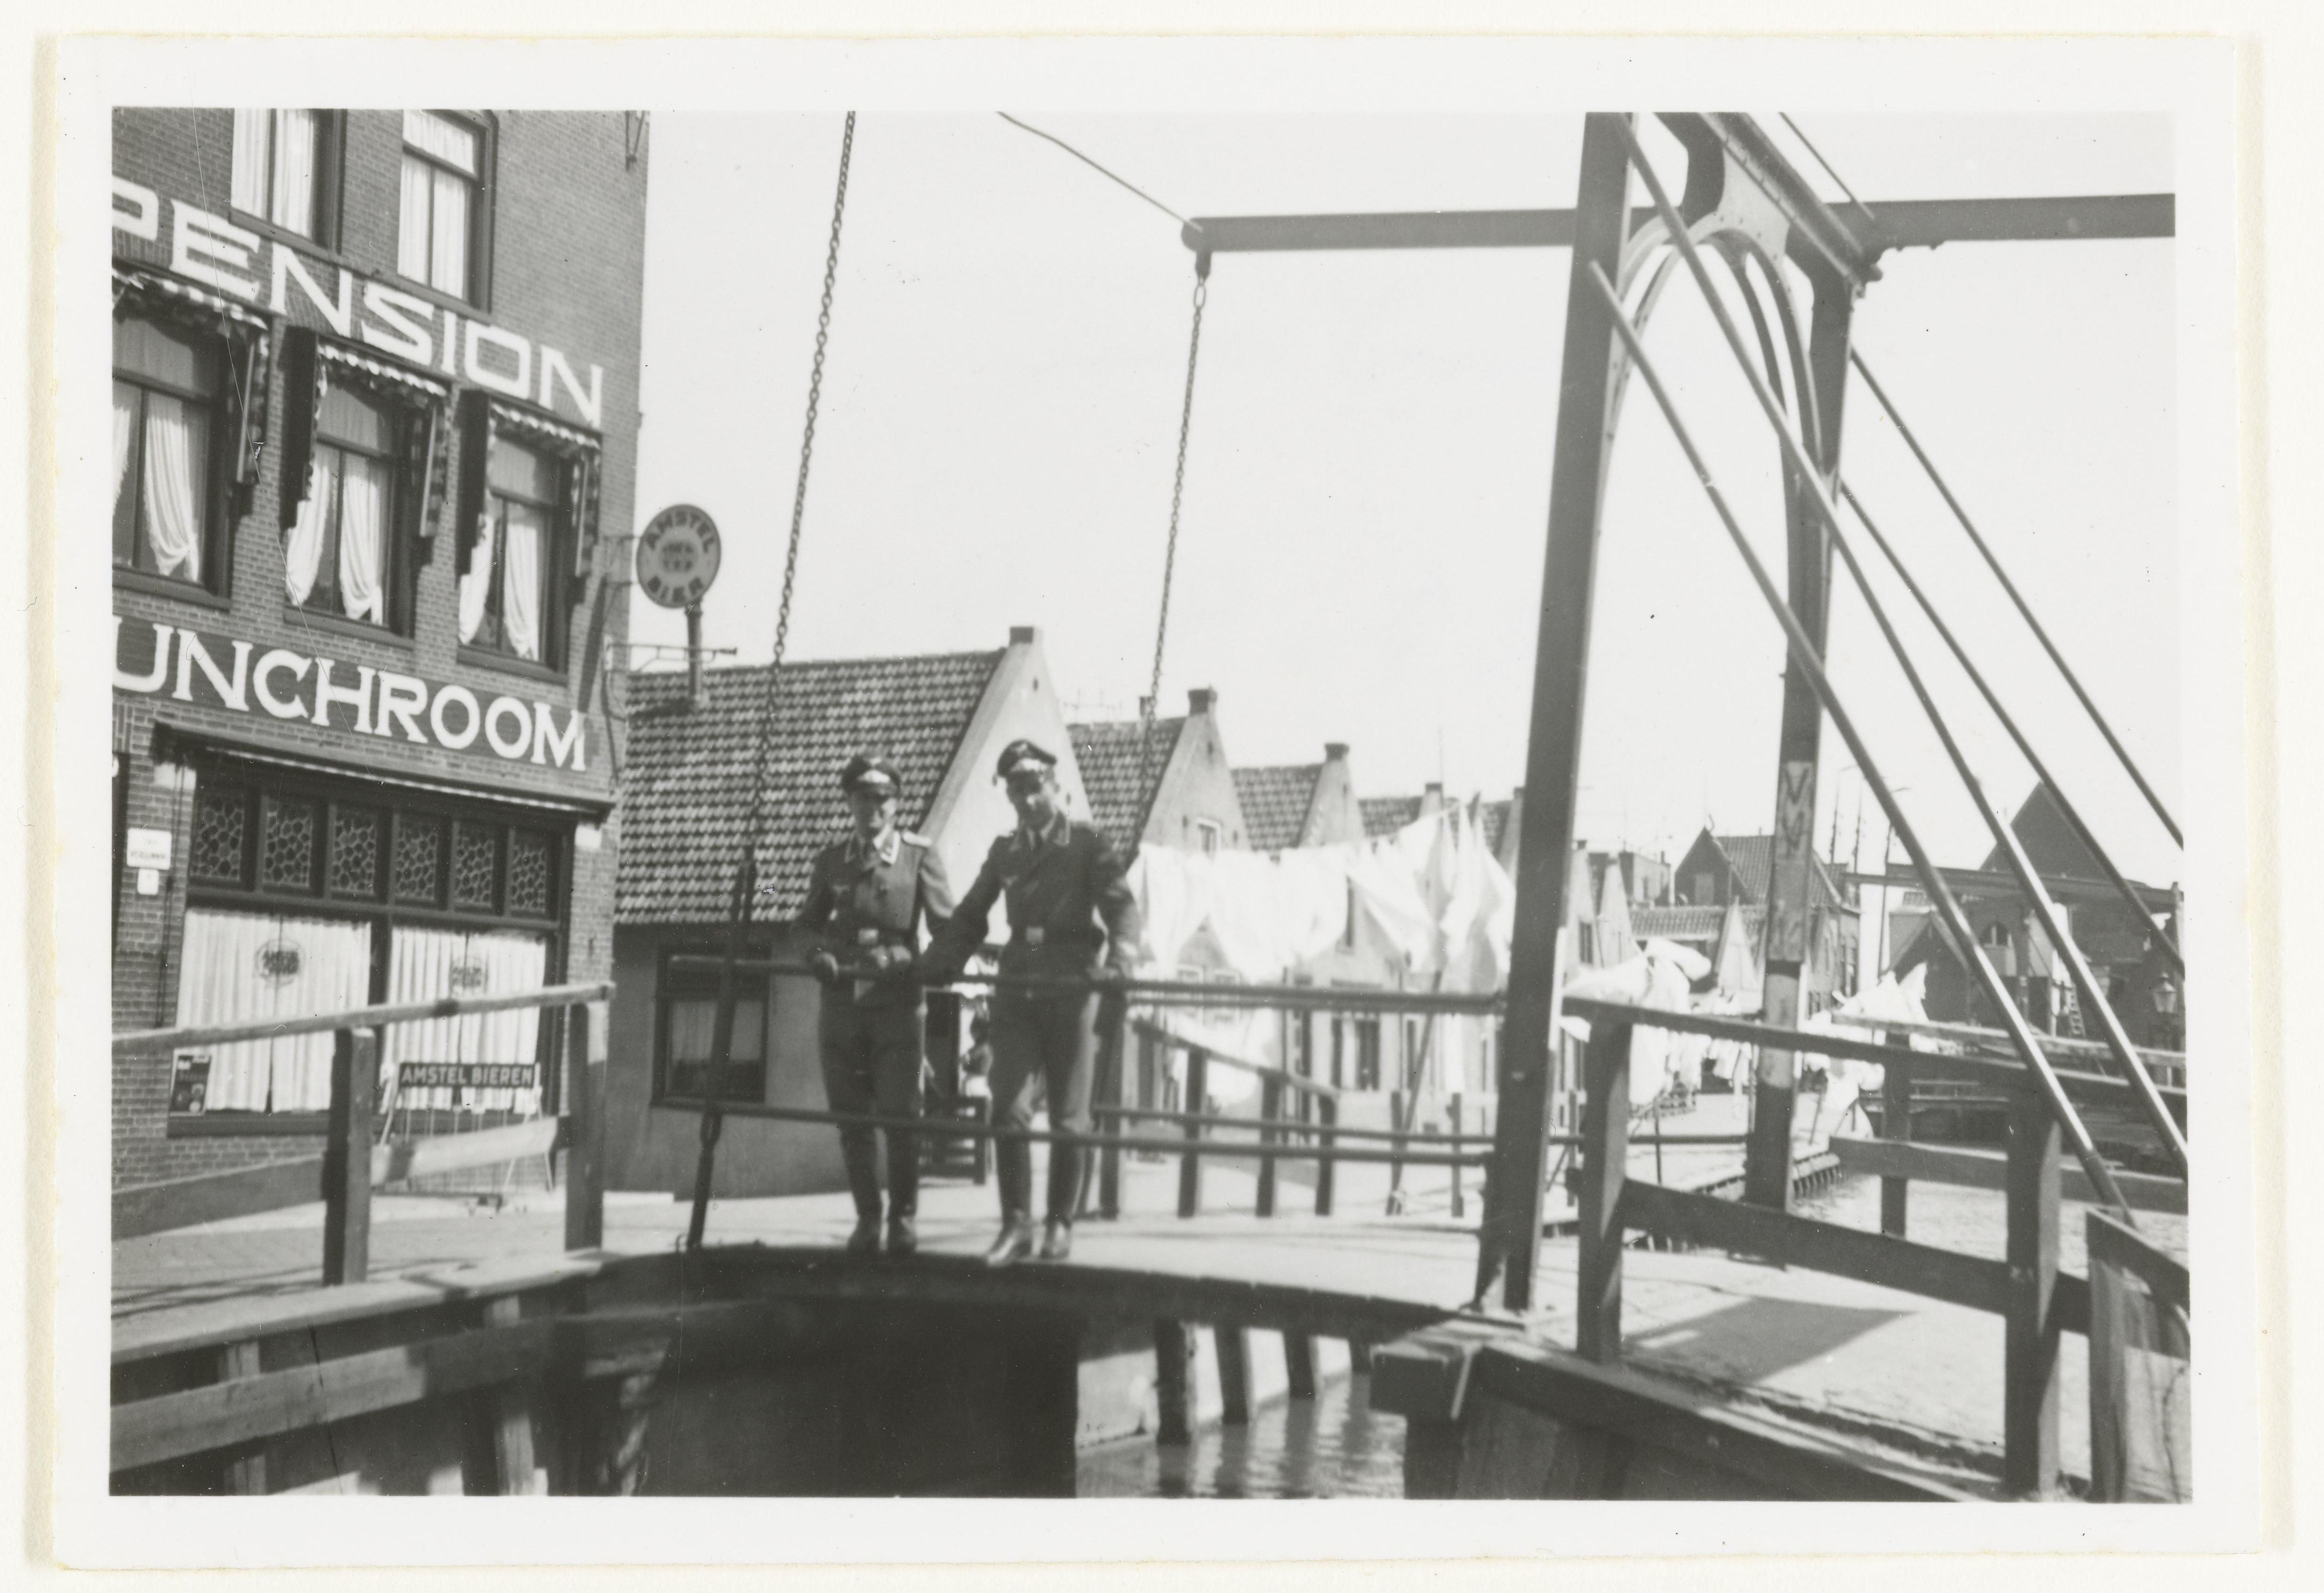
{"left": 627, "top": 112, "right": 2179, "bottom": 892}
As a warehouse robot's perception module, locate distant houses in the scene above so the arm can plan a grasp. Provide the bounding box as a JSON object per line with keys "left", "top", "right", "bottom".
{"left": 1888, "top": 784, "right": 2182, "bottom": 1047}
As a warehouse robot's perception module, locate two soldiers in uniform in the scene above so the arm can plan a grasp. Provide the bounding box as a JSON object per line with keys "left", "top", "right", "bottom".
{"left": 802, "top": 739, "right": 1139, "bottom": 1268}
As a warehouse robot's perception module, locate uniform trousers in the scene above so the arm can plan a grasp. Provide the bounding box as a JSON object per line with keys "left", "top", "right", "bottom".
{"left": 818, "top": 999, "right": 925, "bottom": 1221}
{"left": 988, "top": 990, "right": 1101, "bottom": 1223}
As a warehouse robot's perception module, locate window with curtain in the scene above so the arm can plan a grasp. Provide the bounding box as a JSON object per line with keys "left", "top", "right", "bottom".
{"left": 170, "top": 908, "right": 375, "bottom": 1116}
{"left": 659, "top": 962, "right": 770, "bottom": 1104}
{"left": 178, "top": 764, "right": 569, "bottom": 1122}
{"left": 230, "top": 110, "right": 333, "bottom": 240}
{"left": 459, "top": 436, "right": 558, "bottom": 664}
{"left": 286, "top": 384, "right": 399, "bottom": 628}
{"left": 113, "top": 315, "right": 220, "bottom": 589}
{"left": 398, "top": 110, "right": 482, "bottom": 299}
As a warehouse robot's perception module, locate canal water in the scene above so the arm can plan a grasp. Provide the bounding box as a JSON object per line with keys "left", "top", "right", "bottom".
{"left": 1077, "top": 1171, "right": 2182, "bottom": 1498}
{"left": 1078, "top": 1373, "right": 1406, "bottom": 1499}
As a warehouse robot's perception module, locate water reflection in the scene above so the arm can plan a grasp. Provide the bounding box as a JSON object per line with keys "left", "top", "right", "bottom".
{"left": 1077, "top": 1374, "right": 1406, "bottom": 1499}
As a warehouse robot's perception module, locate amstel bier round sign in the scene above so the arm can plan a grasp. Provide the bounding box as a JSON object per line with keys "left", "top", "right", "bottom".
{"left": 636, "top": 504, "right": 723, "bottom": 610}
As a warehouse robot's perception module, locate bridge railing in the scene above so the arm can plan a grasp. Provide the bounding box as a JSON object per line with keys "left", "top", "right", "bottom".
{"left": 111, "top": 982, "right": 615, "bottom": 1282}
{"left": 1562, "top": 996, "right": 2190, "bottom": 1499}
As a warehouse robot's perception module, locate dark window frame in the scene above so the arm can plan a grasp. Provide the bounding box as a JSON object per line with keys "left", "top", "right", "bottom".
{"left": 112, "top": 313, "right": 229, "bottom": 596}
{"left": 228, "top": 109, "right": 346, "bottom": 251}
{"left": 293, "top": 384, "right": 412, "bottom": 634}
{"left": 653, "top": 947, "right": 777, "bottom": 1106}
{"left": 464, "top": 433, "right": 569, "bottom": 669}
{"left": 396, "top": 110, "right": 496, "bottom": 310}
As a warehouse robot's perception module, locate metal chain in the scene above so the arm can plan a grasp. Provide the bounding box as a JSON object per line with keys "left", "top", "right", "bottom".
{"left": 739, "top": 110, "right": 856, "bottom": 909}
{"left": 690, "top": 111, "right": 856, "bottom": 1254}
{"left": 1135, "top": 260, "right": 1209, "bottom": 819}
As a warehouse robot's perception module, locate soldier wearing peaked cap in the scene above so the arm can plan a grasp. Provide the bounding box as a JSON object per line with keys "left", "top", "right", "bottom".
{"left": 801, "top": 754, "right": 955, "bottom": 1258}
{"left": 918, "top": 738, "right": 1141, "bottom": 1267}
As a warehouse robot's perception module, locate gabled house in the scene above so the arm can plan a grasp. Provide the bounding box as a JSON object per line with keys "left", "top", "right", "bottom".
{"left": 1233, "top": 743, "right": 1369, "bottom": 853}
{"left": 1069, "top": 687, "right": 1248, "bottom": 857}
{"left": 607, "top": 626, "right": 1088, "bottom": 1197}
{"left": 1891, "top": 783, "right": 2182, "bottom": 1047}
{"left": 1670, "top": 826, "right": 1858, "bottom": 1011}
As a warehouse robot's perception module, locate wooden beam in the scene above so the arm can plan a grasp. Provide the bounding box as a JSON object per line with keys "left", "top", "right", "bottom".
{"left": 1179, "top": 195, "right": 2173, "bottom": 255}
{"left": 1617, "top": 1180, "right": 2014, "bottom": 1317}
{"left": 563, "top": 1003, "right": 606, "bottom": 1251}
{"left": 115, "top": 981, "right": 615, "bottom": 1057}
{"left": 1215, "top": 1326, "right": 1253, "bottom": 1425}
{"left": 112, "top": 1321, "right": 554, "bottom": 1473}
{"left": 1154, "top": 1320, "right": 1196, "bottom": 1446}
{"left": 1468, "top": 1338, "right": 1979, "bottom": 1502}
{"left": 2005, "top": 1090, "right": 2064, "bottom": 1497}
{"left": 1483, "top": 110, "right": 1636, "bottom": 1314}
{"left": 322, "top": 1028, "right": 375, "bottom": 1286}
{"left": 1830, "top": 1135, "right": 2186, "bottom": 1215}
{"left": 1576, "top": 1018, "right": 1633, "bottom": 1363}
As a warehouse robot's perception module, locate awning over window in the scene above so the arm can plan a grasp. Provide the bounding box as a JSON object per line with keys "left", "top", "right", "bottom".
{"left": 113, "top": 263, "right": 274, "bottom": 516}
{"left": 111, "top": 264, "right": 272, "bottom": 334}
{"left": 318, "top": 337, "right": 451, "bottom": 405}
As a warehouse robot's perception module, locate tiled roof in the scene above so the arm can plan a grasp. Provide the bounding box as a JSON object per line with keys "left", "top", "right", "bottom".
{"left": 616, "top": 650, "right": 1002, "bottom": 925}
{"left": 1632, "top": 905, "right": 1727, "bottom": 942}
{"left": 1712, "top": 833, "right": 1848, "bottom": 912}
{"left": 1234, "top": 765, "right": 1320, "bottom": 853}
{"left": 1360, "top": 795, "right": 1423, "bottom": 840}
{"left": 1068, "top": 716, "right": 1184, "bottom": 853}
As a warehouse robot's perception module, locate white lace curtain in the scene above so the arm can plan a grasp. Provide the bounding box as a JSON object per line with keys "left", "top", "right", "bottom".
{"left": 174, "top": 909, "right": 373, "bottom": 1114}
{"left": 385, "top": 927, "right": 549, "bottom": 1115}
{"left": 283, "top": 450, "right": 336, "bottom": 608}
{"left": 456, "top": 501, "right": 543, "bottom": 659}
{"left": 231, "top": 109, "right": 318, "bottom": 236}
{"left": 113, "top": 384, "right": 207, "bottom": 582}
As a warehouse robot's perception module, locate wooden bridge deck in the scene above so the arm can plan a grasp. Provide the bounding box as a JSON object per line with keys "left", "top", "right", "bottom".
{"left": 112, "top": 1141, "right": 2079, "bottom": 1493}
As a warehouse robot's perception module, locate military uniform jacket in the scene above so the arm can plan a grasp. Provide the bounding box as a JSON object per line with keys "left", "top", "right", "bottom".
{"left": 926, "top": 815, "right": 1142, "bottom": 988}
{"left": 799, "top": 828, "right": 955, "bottom": 1009}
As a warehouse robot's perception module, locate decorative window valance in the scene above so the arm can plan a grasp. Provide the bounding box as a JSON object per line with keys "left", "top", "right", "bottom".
{"left": 456, "top": 395, "right": 603, "bottom": 605}
{"left": 277, "top": 327, "right": 454, "bottom": 549}
{"left": 112, "top": 264, "right": 272, "bottom": 517}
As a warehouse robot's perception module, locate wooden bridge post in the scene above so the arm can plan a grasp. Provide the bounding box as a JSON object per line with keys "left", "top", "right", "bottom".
{"left": 1576, "top": 1017, "right": 1634, "bottom": 1363}
{"left": 1215, "top": 1326, "right": 1253, "bottom": 1425}
{"left": 1098, "top": 998, "right": 1129, "bottom": 1218}
{"left": 321, "top": 1026, "right": 376, "bottom": 1286}
{"left": 564, "top": 1003, "right": 606, "bottom": 1252}
{"left": 1154, "top": 1320, "right": 1197, "bottom": 1445}
{"left": 2004, "top": 1083, "right": 2063, "bottom": 1497}
{"left": 1313, "top": 1095, "right": 1339, "bottom": 1217}
{"left": 1283, "top": 1331, "right": 1317, "bottom": 1398}
{"left": 1448, "top": 1092, "right": 1465, "bottom": 1219}
{"left": 1177, "top": 1045, "right": 1209, "bottom": 1219}
{"left": 1879, "top": 1034, "right": 1912, "bottom": 1238}
{"left": 1255, "top": 1076, "right": 1281, "bottom": 1217}
{"left": 465, "top": 1296, "right": 540, "bottom": 1494}
{"left": 1385, "top": 1088, "right": 1408, "bottom": 1215}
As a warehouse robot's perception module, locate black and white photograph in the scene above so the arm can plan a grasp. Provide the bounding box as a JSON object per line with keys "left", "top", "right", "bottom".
{"left": 25, "top": 24, "right": 2286, "bottom": 1574}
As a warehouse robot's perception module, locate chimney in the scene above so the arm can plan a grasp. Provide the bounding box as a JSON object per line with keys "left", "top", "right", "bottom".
{"left": 1009, "top": 625, "right": 1037, "bottom": 645}
{"left": 1324, "top": 742, "right": 1349, "bottom": 762}
{"left": 1421, "top": 781, "right": 1444, "bottom": 817}
{"left": 1187, "top": 687, "right": 1216, "bottom": 714}
{"left": 685, "top": 603, "right": 707, "bottom": 711}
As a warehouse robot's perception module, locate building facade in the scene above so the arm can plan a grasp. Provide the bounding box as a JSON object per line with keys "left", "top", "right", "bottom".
{"left": 109, "top": 109, "right": 648, "bottom": 1187}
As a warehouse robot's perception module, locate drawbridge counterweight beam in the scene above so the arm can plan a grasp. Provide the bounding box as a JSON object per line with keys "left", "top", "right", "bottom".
{"left": 1181, "top": 194, "right": 2173, "bottom": 256}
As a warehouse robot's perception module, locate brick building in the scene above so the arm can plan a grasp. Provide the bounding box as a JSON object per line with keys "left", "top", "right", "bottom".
{"left": 108, "top": 109, "right": 648, "bottom": 1187}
